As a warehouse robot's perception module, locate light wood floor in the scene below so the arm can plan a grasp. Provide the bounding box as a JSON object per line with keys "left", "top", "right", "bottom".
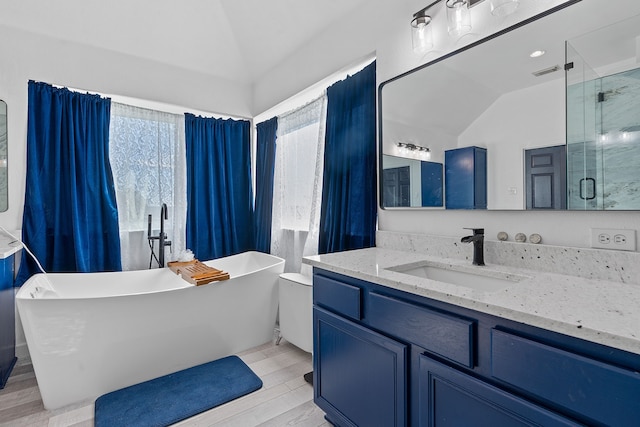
{"left": 0, "top": 340, "right": 330, "bottom": 426}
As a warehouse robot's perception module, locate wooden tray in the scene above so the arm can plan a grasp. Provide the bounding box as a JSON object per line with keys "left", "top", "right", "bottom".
{"left": 167, "top": 260, "right": 230, "bottom": 286}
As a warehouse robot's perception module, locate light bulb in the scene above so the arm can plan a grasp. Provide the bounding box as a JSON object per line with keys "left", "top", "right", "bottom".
{"left": 411, "top": 14, "right": 433, "bottom": 53}
{"left": 446, "top": 0, "right": 471, "bottom": 36}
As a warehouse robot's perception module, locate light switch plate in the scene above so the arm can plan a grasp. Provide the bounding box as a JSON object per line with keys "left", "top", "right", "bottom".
{"left": 591, "top": 228, "right": 636, "bottom": 251}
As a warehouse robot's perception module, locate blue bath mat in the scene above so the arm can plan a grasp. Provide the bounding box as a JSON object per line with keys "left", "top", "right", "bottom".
{"left": 94, "top": 355, "right": 262, "bottom": 427}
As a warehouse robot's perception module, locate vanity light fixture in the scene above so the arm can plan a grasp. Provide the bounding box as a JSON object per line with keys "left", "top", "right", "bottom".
{"left": 411, "top": 0, "right": 519, "bottom": 53}
{"left": 397, "top": 142, "right": 431, "bottom": 152}
{"left": 397, "top": 142, "right": 432, "bottom": 159}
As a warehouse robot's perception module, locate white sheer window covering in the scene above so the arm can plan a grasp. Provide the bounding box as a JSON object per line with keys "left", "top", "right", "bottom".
{"left": 271, "top": 95, "right": 327, "bottom": 274}
{"left": 109, "top": 102, "right": 187, "bottom": 270}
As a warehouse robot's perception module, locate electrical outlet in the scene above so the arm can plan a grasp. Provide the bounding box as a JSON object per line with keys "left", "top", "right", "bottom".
{"left": 591, "top": 228, "right": 636, "bottom": 251}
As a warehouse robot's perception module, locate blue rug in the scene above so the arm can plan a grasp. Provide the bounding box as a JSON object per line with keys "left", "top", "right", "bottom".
{"left": 94, "top": 355, "right": 262, "bottom": 427}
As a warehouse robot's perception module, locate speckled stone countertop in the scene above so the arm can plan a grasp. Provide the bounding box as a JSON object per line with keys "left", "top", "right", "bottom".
{"left": 303, "top": 247, "right": 640, "bottom": 355}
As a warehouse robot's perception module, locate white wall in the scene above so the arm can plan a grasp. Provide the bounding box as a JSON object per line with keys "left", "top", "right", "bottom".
{"left": 254, "top": 0, "right": 640, "bottom": 251}
{"left": 459, "top": 78, "right": 566, "bottom": 209}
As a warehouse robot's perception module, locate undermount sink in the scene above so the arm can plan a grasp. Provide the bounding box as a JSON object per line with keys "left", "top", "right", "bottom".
{"left": 387, "top": 261, "right": 527, "bottom": 292}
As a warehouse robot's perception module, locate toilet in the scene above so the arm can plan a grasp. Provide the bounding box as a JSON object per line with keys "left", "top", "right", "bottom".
{"left": 278, "top": 273, "right": 313, "bottom": 353}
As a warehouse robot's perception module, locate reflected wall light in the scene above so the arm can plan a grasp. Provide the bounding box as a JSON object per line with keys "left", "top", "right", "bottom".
{"left": 411, "top": 0, "right": 519, "bottom": 53}
{"left": 397, "top": 142, "right": 432, "bottom": 159}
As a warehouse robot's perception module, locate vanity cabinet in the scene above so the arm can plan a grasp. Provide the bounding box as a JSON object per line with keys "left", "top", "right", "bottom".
{"left": 312, "top": 268, "right": 640, "bottom": 427}
{"left": 0, "top": 253, "right": 16, "bottom": 388}
{"left": 313, "top": 274, "right": 407, "bottom": 427}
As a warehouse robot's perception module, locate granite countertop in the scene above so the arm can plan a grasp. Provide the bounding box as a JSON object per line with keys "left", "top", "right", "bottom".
{"left": 304, "top": 247, "right": 640, "bottom": 355}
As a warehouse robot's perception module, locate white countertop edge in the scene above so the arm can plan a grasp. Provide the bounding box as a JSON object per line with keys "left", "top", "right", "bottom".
{"left": 0, "top": 242, "right": 22, "bottom": 259}
{"left": 304, "top": 248, "right": 640, "bottom": 356}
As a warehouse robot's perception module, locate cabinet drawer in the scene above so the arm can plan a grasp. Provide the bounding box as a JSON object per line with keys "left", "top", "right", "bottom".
{"left": 491, "top": 329, "right": 640, "bottom": 426}
{"left": 368, "top": 293, "right": 475, "bottom": 367}
{"left": 313, "top": 275, "right": 361, "bottom": 320}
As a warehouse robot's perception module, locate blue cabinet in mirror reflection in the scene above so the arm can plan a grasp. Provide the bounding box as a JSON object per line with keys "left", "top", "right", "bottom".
{"left": 421, "top": 161, "right": 443, "bottom": 207}
{"left": 445, "top": 146, "right": 487, "bottom": 210}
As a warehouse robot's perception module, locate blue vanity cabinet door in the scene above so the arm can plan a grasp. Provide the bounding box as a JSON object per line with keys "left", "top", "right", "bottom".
{"left": 0, "top": 254, "right": 16, "bottom": 389}
{"left": 313, "top": 307, "right": 407, "bottom": 427}
{"left": 445, "top": 146, "right": 487, "bottom": 209}
{"left": 418, "top": 355, "right": 582, "bottom": 427}
{"left": 491, "top": 329, "right": 640, "bottom": 426}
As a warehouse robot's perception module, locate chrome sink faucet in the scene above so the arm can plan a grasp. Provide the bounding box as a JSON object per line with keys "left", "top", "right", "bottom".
{"left": 461, "top": 228, "right": 485, "bottom": 266}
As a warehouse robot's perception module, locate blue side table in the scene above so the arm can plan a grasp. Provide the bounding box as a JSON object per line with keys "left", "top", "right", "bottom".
{"left": 0, "top": 237, "right": 21, "bottom": 389}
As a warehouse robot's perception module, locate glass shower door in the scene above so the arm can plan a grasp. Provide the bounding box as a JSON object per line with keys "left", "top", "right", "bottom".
{"left": 597, "top": 67, "right": 640, "bottom": 210}
{"left": 565, "top": 41, "right": 601, "bottom": 210}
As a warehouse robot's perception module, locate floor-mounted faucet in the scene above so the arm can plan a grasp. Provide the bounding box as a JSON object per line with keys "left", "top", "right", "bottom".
{"left": 461, "top": 228, "right": 485, "bottom": 266}
{"left": 158, "top": 203, "right": 172, "bottom": 267}
{"left": 147, "top": 203, "right": 172, "bottom": 268}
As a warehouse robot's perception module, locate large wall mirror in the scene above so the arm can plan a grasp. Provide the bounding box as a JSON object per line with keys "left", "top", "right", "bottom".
{"left": 0, "top": 100, "right": 7, "bottom": 212}
{"left": 379, "top": 0, "right": 640, "bottom": 210}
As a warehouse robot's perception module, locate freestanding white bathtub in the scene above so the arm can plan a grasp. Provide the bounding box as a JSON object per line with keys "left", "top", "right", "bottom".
{"left": 16, "top": 251, "right": 284, "bottom": 409}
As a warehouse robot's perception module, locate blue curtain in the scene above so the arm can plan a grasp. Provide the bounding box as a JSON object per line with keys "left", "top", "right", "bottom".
{"left": 185, "top": 114, "right": 255, "bottom": 260}
{"left": 319, "top": 61, "right": 377, "bottom": 254}
{"left": 16, "top": 81, "right": 122, "bottom": 286}
{"left": 254, "top": 117, "right": 278, "bottom": 253}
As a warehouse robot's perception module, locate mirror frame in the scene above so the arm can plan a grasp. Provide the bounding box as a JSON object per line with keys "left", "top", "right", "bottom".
{"left": 377, "top": 0, "right": 581, "bottom": 211}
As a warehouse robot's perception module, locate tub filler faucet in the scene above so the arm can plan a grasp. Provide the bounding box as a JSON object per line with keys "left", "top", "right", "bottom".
{"left": 147, "top": 203, "right": 172, "bottom": 268}
{"left": 461, "top": 228, "right": 485, "bottom": 266}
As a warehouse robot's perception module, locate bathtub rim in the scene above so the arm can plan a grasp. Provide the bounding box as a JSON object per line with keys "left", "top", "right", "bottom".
{"left": 16, "top": 251, "right": 285, "bottom": 301}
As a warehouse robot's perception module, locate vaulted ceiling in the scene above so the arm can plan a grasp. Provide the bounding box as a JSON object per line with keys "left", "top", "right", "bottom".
{"left": 0, "top": 0, "right": 369, "bottom": 86}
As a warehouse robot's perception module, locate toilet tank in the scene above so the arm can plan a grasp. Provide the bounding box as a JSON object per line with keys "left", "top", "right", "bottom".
{"left": 279, "top": 273, "right": 313, "bottom": 353}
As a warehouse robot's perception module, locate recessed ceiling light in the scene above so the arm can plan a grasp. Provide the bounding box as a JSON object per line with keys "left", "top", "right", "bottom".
{"left": 530, "top": 50, "right": 546, "bottom": 58}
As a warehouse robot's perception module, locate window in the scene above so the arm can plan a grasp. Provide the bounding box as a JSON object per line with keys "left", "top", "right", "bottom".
{"left": 109, "top": 103, "right": 186, "bottom": 270}
{"left": 271, "top": 96, "right": 327, "bottom": 273}
{"left": 279, "top": 119, "right": 322, "bottom": 230}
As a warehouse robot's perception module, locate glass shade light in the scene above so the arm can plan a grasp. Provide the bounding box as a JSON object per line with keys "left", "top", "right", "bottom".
{"left": 490, "top": 0, "right": 520, "bottom": 16}
{"left": 411, "top": 13, "right": 433, "bottom": 53}
{"left": 397, "top": 142, "right": 431, "bottom": 160}
{"left": 446, "top": 0, "right": 471, "bottom": 36}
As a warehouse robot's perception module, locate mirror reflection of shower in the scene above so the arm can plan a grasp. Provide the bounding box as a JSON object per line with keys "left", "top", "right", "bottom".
{"left": 147, "top": 203, "right": 172, "bottom": 268}
{"left": 566, "top": 10, "right": 640, "bottom": 210}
